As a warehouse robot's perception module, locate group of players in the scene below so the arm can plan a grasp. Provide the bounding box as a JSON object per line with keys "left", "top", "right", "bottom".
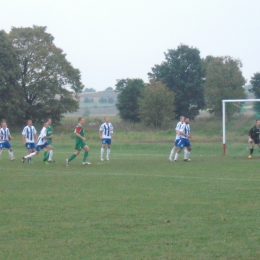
{"left": 0, "top": 116, "right": 114, "bottom": 166}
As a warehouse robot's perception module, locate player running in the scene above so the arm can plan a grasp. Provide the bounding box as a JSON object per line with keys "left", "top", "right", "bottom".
{"left": 0, "top": 120, "right": 15, "bottom": 161}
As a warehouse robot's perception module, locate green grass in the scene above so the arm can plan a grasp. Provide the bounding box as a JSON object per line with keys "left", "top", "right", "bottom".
{"left": 1, "top": 136, "right": 260, "bottom": 259}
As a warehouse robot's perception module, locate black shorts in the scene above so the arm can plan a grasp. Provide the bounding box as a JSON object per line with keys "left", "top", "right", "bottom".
{"left": 253, "top": 139, "right": 260, "bottom": 144}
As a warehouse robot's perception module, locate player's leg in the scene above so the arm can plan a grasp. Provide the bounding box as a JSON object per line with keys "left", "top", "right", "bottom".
{"left": 106, "top": 140, "right": 111, "bottom": 160}
{"left": 22, "top": 149, "right": 39, "bottom": 163}
{"left": 174, "top": 139, "right": 183, "bottom": 161}
{"left": 100, "top": 141, "right": 105, "bottom": 161}
{"left": 248, "top": 139, "right": 255, "bottom": 159}
{"left": 184, "top": 146, "right": 192, "bottom": 162}
{"left": 82, "top": 145, "right": 90, "bottom": 165}
{"left": 66, "top": 142, "right": 81, "bottom": 166}
{"left": 43, "top": 147, "right": 49, "bottom": 162}
{"left": 8, "top": 147, "right": 15, "bottom": 161}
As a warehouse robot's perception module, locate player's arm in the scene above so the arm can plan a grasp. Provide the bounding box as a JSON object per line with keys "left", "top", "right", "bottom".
{"left": 75, "top": 126, "right": 86, "bottom": 141}
{"left": 248, "top": 127, "right": 253, "bottom": 142}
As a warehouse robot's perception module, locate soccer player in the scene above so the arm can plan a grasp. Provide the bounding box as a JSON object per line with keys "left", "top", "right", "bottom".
{"left": 0, "top": 120, "right": 15, "bottom": 160}
{"left": 65, "top": 117, "right": 91, "bottom": 166}
{"left": 43, "top": 118, "right": 55, "bottom": 163}
{"left": 22, "top": 119, "right": 54, "bottom": 164}
{"left": 174, "top": 117, "right": 192, "bottom": 162}
{"left": 169, "top": 116, "right": 185, "bottom": 161}
{"left": 99, "top": 116, "right": 114, "bottom": 161}
{"left": 248, "top": 119, "right": 260, "bottom": 159}
{"left": 22, "top": 119, "right": 37, "bottom": 163}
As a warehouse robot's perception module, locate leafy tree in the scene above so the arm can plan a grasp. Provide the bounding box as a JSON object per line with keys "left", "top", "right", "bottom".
{"left": 203, "top": 56, "right": 246, "bottom": 117}
{"left": 149, "top": 44, "right": 205, "bottom": 119}
{"left": 99, "top": 97, "right": 107, "bottom": 103}
{"left": 249, "top": 73, "right": 260, "bottom": 113}
{"left": 8, "top": 26, "right": 84, "bottom": 125}
{"left": 108, "top": 97, "right": 114, "bottom": 104}
{"left": 138, "top": 80, "right": 175, "bottom": 128}
{"left": 105, "top": 87, "right": 113, "bottom": 91}
{"left": 115, "top": 78, "right": 145, "bottom": 122}
{"left": 0, "top": 30, "right": 24, "bottom": 126}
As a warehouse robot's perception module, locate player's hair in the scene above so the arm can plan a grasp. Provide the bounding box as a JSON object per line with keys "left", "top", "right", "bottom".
{"left": 180, "top": 116, "right": 184, "bottom": 120}
{"left": 44, "top": 118, "right": 50, "bottom": 124}
{"left": 27, "top": 119, "right": 32, "bottom": 122}
{"left": 78, "top": 117, "right": 84, "bottom": 122}
{"left": 256, "top": 119, "right": 260, "bottom": 122}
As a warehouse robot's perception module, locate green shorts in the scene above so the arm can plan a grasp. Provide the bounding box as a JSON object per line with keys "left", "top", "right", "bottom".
{"left": 75, "top": 141, "right": 86, "bottom": 150}
{"left": 48, "top": 140, "right": 53, "bottom": 146}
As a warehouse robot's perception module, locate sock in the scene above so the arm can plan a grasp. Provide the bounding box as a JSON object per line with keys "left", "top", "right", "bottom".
{"left": 174, "top": 153, "right": 179, "bottom": 161}
{"left": 83, "top": 151, "right": 89, "bottom": 162}
{"left": 68, "top": 153, "right": 77, "bottom": 162}
{"left": 169, "top": 149, "right": 174, "bottom": 159}
{"left": 48, "top": 150, "right": 53, "bottom": 160}
{"left": 44, "top": 151, "right": 49, "bottom": 160}
{"left": 24, "top": 152, "right": 36, "bottom": 159}
{"left": 183, "top": 149, "right": 187, "bottom": 159}
{"left": 250, "top": 148, "right": 254, "bottom": 155}
{"left": 101, "top": 148, "right": 104, "bottom": 158}
{"left": 8, "top": 150, "right": 14, "bottom": 158}
{"left": 186, "top": 150, "right": 190, "bottom": 159}
{"left": 107, "top": 149, "right": 110, "bottom": 158}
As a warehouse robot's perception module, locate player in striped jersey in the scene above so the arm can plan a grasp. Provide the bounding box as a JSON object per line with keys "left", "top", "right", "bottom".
{"left": 0, "top": 120, "right": 15, "bottom": 160}
{"left": 22, "top": 119, "right": 54, "bottom": 164}
{"left": 174, "top": 117, "right": 192, "bottom": 162}
{"left": 99, "top": 117, "right": 114, "bottom": 161}
{"left": 169, "top": 116, "right": 185, "bottom": 161}
{"left": 22, "top": 119, "right": 37, "bottom": 163}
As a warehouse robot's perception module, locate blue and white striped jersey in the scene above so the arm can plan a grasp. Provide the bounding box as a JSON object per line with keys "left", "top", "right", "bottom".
{"left": 180, "top": 123, "right": 191, "bottom": 139}
{"left": 22, "top": 126, "right": 37, "bottom": 143}
{"left": 175, "top": 121, "right": 184, "bottom": 140}
{"left": 0, "top": 127, "right": 10, "bottom": 142}
{"left": 99, "top": 123, "right": 113, "bottom": 139}
{"left": 37, "top": 127, "right": 47, "bottom": 146}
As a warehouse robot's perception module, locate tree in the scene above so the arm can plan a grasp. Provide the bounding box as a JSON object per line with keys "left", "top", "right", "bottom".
{"left": 0, "top": 30, "right": 24, "bottom": 126}
{"left": 249, "top": 73, "right": 260, "bottom": 113}
{"left": 8, "top": 26, "right": 84, "bottom": 125}
{"left": 84, "top": 88, "right": 96, "bottom": 92}
{"left": 138, "top": 80, "right": 175, "bottom": 128}
{"left": 115, "top": 78, "right": 145, "bottom": 122}
{"left": 149, "top": 44, "right": 205, "bottom": 119}
{"left": 203, "top": 56, "right": 246, "bottom": 117}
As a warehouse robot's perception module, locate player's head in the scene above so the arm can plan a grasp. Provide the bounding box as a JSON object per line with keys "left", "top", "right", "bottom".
{"left": 78, "top": 117, "right": 84, "bottom": 124}
{"left": 185, "top": 117, "right": 190, "bottom": 124}
{"left": 180, "top": 116, "right": 185, "bottom": 122}
{"left": 104, "top": 117, "right": 109, "bottom": 123}
{"left": 46, "top": 118, "right": 52, "bottom": 125}
{"left": 256, "top": 119, "right": 260, "bottom": 126}
{"left": 1, "top": 120, "right": 7, "bottom": 128}
{"left": 27, "top": 119, "right": 32, "bottom": 126}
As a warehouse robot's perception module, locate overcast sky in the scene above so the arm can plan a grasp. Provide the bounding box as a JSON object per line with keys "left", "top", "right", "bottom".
{"left": 1, "top": 0, "right": 260, "bottom": 91}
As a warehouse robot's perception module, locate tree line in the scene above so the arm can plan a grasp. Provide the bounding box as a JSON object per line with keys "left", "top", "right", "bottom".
{"left": 115, "top": 45, "right": 260, "bottom": 127}
{"left": 1, "top": 26, "right": 260, "bottom": 128}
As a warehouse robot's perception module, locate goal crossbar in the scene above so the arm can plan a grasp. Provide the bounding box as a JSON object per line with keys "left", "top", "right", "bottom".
{"left": 222, "top": 99, "right": 260, "bottom": 155}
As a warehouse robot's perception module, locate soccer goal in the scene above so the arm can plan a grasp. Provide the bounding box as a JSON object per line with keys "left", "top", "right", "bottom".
{"left": 222, "top": 99, "right": 260, "bottom": 155}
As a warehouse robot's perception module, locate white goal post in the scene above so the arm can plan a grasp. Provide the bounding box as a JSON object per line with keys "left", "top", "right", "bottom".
{"left": 222, "top": 99, "right": 260, "bottom": 155}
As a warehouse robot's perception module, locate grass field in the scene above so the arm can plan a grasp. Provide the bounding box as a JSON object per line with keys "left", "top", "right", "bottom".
{"left": 1, "top": 133, "right": 260, "bottom": 259}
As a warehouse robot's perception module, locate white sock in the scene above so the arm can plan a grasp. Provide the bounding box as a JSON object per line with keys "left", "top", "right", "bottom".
{"left": 184, "top": 149, "right": 187, "bottom": 159}
{"left": 24, "top": 152, "right": 36, "bottom": 159}
{"left": 107, "top": 149, "right": 111, "bottom": 158}
{"left": 169, "top": 149, "right": 174, "bottom": 159}
{"left": 48, "top": 150, "right": 53, "bottom": 160}
{"left": 186, "top": 151, "right": 190, "bottom": 159}
{"left": 174, "top": 153, "right": 179, "bottom": 161}
{"left": 8, "top": 150, "right": 14, "bottom": 158}
{"left": 101, "top": 148, "right": 104, "bottom": 158}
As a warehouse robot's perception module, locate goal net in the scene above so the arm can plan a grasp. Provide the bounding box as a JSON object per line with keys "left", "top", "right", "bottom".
{"left": 222, "top": 99, "right": 260, "bottom": 155}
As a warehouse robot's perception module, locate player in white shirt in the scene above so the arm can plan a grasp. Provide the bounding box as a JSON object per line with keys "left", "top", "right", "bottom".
{"left": 22, "top": 119, "right": 54, "bottom": 164}
{"left": 0, "top": 121, "right": 15, "bottom": 160}
{"left": 22, "top": 119, "right": 37, "bottom": 163}
{"left": 174, "top": 117, "right": 192, "bottom": 162}
{"left": 169, "top": 116, "right": 185, "bottom": 161}
{"left": 99, "top": 117, "right": 114, "bottom": 161}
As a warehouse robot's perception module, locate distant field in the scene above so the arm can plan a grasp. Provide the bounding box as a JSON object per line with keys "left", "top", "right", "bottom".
{"left": 1, "top": 135, "right": 260, "bottom": 259}
{"left": 70, "top": 90, "right": 118, "bottom": 116}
